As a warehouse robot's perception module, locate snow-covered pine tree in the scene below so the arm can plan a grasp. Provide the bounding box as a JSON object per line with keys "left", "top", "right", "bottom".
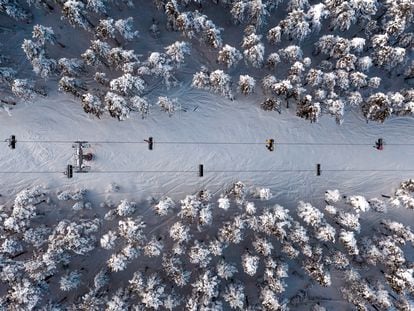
{"left": 361, "top": 92, "right": 392, "bottom": 122}
{"left": 114, "top": 17, "right": 139, "bottom": 41}
{"left": 86, "top": 0, "right": 107, "bottom": 13}
{"left": 95, "top": 18, "right": 116, "bottom": 40}
{"left": 109, "top": 73, "right": 145, "bottom": 97}
{"left": 165, "top": 41, "right": 190, "bottom": 66}
{"left": 58, "top": 58, "right": 85, "bottom": 76}
{"left": 238, "top": 74, "right": 255, "bottom": 95}
{"left": 32, "top": 25, "right": 57, "bottom": 45}
{"left": 0, "top": 0, "right": 30, "bottom": 21}
{"left": 62, "top": 0, "right": 93, "bottom": 30}
{"left": 209, "top": 69, "right": 233, "bottom": 99}
{"left": 59, "top": 76, "right": 87, "bottom": 97}
{"left": 60, "top": 271, "right": 81, "bottom": 291}
{"left": 192, "top": 67, "right": 210, "bottom": 90}
{"left": 11, "top": 79, "right": 45, "bottom": 101}
{"left": 242, "top": 33, "right": 265, "bottom": 68}
{"left": 104, "top": 91, "right": 130, "bottom": 120}
{"left": 81, "top": 93, "right": 105, "bottom": 117}
{"left": 217, "top": 44, "right": 242, "bottom": 68}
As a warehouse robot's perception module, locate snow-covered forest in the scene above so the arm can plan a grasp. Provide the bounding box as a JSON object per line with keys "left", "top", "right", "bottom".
{"left": 0, "top": 180, "right": 413, "bottom": 310}
{"left": 0, "top": 0, "right": 412, "bottom": 123}
{"left": 0, "top": 0, "right": 414, "bottom": 310}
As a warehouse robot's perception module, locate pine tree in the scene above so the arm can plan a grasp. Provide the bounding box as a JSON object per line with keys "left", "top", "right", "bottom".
{"left": 114, "top": 17, "right": 139, "bottom": 41}
{"left": 217, "top": 44, "right": 242, "bottom": 68}
{"left": 238, "top": 75, "right": 256, "bottom": 95}
{"left": 60, "top": 271, "right": 81, "bottom": 291}
{"left": 104, "top": 91, "right": 130, "bottom": 120}
{"left": 62, "top": 0, "right": 93, "bottom": 30}
{"left": 209, "top": 69, "right": 233, "bottom": 99}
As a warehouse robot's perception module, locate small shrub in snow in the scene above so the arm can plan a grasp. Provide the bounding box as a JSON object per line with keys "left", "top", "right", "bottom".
{"left": 257, "top": 187, "right": 272, "bottom": 200}
{"left": 245, "top": 201, "right": 256, "bottom": 215}
{"left": 325, "top": 189, "right": 340, "bottom": 203}
{"left": 72, "top": 201, "right": 84, "bottom": 211}
{"left": 325, "top": 205, "right": 337, "bottom": 215}
{"left": 157, "top": 96, "right": 177, "bottom": 116}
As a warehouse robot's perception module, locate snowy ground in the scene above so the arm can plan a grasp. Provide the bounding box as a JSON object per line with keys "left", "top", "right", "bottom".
{"left": 1, "top": 83, "right": 413, "bottom": 210}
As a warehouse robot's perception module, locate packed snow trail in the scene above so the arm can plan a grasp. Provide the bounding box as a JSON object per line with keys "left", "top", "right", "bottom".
{"left": 0, "top": 86, "right": 413, "bottom": 207}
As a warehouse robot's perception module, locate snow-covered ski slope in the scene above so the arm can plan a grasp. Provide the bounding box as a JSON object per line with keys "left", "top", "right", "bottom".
{"left": 1, "top": 84, "right": 413, "bottom": 207}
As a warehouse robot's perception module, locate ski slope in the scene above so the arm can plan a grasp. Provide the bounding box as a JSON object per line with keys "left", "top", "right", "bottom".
{"left": 0, "top": 83, "right": 413, "bottom": 208}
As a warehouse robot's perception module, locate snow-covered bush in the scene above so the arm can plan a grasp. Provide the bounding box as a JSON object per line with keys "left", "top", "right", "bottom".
{"left": 157, "top": 96, "right": 178, "bottom": 116}
{"left": 325, "top": 189, "right": 341, "bottom": 203}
